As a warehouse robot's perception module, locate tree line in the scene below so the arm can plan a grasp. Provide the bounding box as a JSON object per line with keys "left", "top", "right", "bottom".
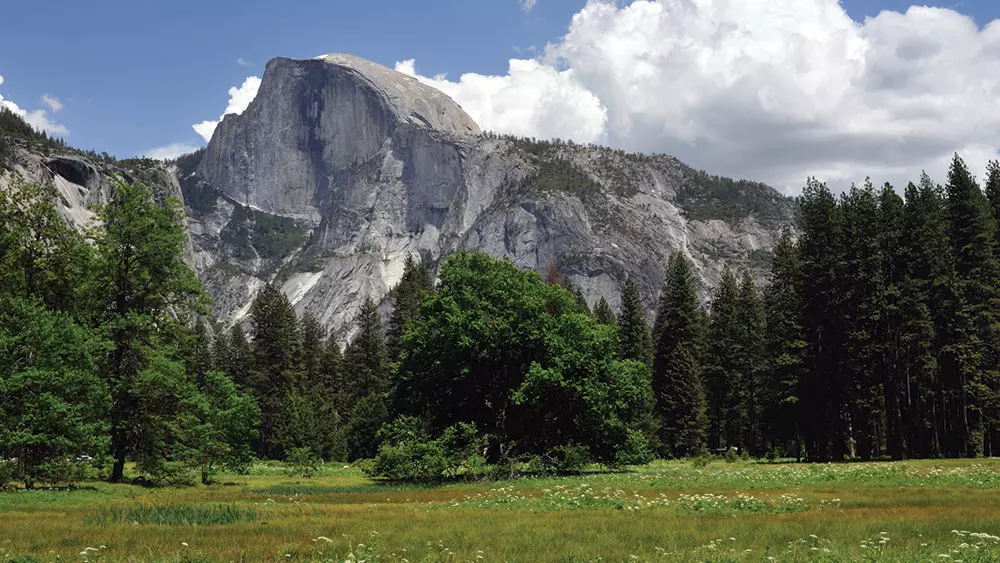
{"left": 608, "top": 154, "right": 1000, "bottom": 462}
{"left": 5, "top": 152, "right": 1000, "bottom": 488}
{"left": 779, "top": 155, "right": 1000, "bottom": 460}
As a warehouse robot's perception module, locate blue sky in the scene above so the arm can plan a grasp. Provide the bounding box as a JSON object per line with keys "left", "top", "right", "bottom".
{"left": 3, "top": 0, "right": 1000, "bottom": 190}
{"left": 0, "top": 0, "right": 585, "bottom": 156}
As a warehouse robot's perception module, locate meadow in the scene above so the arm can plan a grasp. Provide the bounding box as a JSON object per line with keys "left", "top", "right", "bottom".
{"left": 3, "top": 459, "right": 1000, "bottom": 562}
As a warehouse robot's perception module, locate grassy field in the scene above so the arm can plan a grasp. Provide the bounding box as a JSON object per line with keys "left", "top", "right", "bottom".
{"left": 4, "top": 459, "right": 1000, "bottom": 562}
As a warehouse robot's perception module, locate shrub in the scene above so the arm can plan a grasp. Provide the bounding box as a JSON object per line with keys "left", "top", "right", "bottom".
{"left": 286, "top": 447, "right": 321, "bottom": 479}
{"left": 692, "top": 454, "right": 712, "bottom": 469}
{"left": 0, "top": 459, "right": 13, "bottom": 488}
{"left": 535, "top": 444, "right": 592, "bottom": 475}
{"left": 136, "top": 458, "right": 195, "bottom": 487}
{"left": 369, "top": 439, "right": 451, "bottom": 481}
{"left": 365, "top": 417, "right": 485, "bottom": 481}
{"left": 32, "top": 459, "right": 88, "bottom": 487}
{"left": 226, "top": 455, "right": 256, "bottom": 475}
{"left": 613, "top": 429, "right": 655, "bottom": 467}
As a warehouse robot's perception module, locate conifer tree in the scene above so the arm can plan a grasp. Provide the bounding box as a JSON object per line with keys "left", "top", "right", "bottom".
{"left": 734, "top": 270, "right": 766, "bottom": 455}
{"left": 943, "top": 154, "right": 1000, "bottom": 457}
{"left": 618, "top": 277, "right": 653, "bottom": 365}
{"left": 342, "top": 296, "right": 390, "bottom": 460}
{"left": 839, "top": 181, "right": 885, "bottom": 459}
{"left": 316, "top": 336, "right": 347, "bottom": 460}
{"left": 761, "top": 231, "right": 804, "bottom": 458}
{"left": 877, "top": 183, "right": 907, "bottom": 460}
{"left": 300, "top": 312, "right": 325, "bottom": 383}
{"left": 899, "top": 176, "right": 950, "bottom": 457}
{"left": 248, "top": 284, "right": 301, "bottom": 458}
{"left": 320, "top": 337, "right": 343, "bottom": 404}
{"left": 92, "top": 178, "right": 204, "bottom": 481}
{"left": 213, "top": 327, "right": 232, "bottom": 378}
{"left": 594, "top": 297, "right": 617, "bottom": 326}
{"left": 227, "top": 324, "right": 253, "bottom": 389}
{"left": 387, "top": 255, "right": 433, "bottom": 360}
{"left": 188, "top": 319, "right": 215, "bottom": 382}
{"left": 797, "top": 178, "right": 846, "bottom": 461}
{"left": 704, "top": 265, "right": 740, "bottom": 451}
{"left": 344, "top": 296, "right": 389, "bottom": 401}
{"left": 652, "top": 251, "right": 708, "bottom": 457}
{"left": 985, "top": 160, "right": 1000, "bottom": 226}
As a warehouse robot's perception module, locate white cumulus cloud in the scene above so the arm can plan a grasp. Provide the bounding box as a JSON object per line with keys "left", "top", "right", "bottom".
{"left": 192, "top": 76, "right": 262, "bottom": 142}
{"left": 400, "top": 0, "right": 1000, "bottom": 192}
{"left": 142, "top": 142, "right": 202, "bottom": 161}
{"left": 0, "top": 75, "right": 70, "bottom": 136}
{"left": 41, "top": 94, "right": 63, "bottom": 112}
{"left": 394, "top": 58, "right": 607, "bottom": 144}
{"left": 520, "top": 0, "right": 537, "bottom": 13}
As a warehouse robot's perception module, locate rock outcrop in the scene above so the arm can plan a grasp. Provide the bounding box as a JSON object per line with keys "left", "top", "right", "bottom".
{"left": 185, "top": 54, "right": 795, "bottom": 341}
{"left": 0, "top": 146, "right": 191, "bottom": 255}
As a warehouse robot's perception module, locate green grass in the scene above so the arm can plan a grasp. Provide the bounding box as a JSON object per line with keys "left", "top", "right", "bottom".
{"left": 89, "top": 503, "right": 260, "bottom": 526}
{"left": 3, "top": 459, "right": 1000, "bottom": 561}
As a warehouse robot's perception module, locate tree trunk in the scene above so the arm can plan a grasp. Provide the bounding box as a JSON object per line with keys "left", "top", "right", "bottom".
{"left": 111, "top": 455, "right": 125, "bottom": 483}
{"left": 110, "top": 416, "right": 127, "bottom": 483}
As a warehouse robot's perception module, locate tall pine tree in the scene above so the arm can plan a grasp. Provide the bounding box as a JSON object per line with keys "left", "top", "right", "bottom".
{"left": 704, "top": 265, "right": 740, "bottom": 451}
{"left": 618, "top": 277, "right": 653, "bottom": 365}
{"left": 93, "top": 178, "right": 204, "bottom": 481}
{"left": 734, "top": 270, "right": 766, "bottom": 455}
{"left": 248, "top": 284, "right": 301, "bottom": 459}
{"left": 652, "top": 252, "right": 708, "bottom": 457}
{"left": 943, "top": 154, "right": 1000, "bottom": 457}
{"left": 594, "top": 297, "right": 617, "bottom": 326}
{"left": 344, "top": 296, "right": 389, "bottom": 401}
{"left": 839, "top": 181, "right": 885, "bottom": 459}
{"left": 387, "top": 255, "right": 433, "bottom": 360}
{"left": 877, "top": 183, "right": 907, "bottom": 459}
{"left": 342, "top": 296, "right": 390, "bottom": 460}
{"left": 761, "top": 231, "right": 804, "bottom": 458}
{"left": 797, "top": 178, "right": 847, "bottom": 461}
{"left": 899, "top": 176, "right": 950, "bottom": 457}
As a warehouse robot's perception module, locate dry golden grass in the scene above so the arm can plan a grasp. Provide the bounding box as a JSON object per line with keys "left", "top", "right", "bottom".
{"left": 3, "top": 459, "right": 1000, "bottom": 561}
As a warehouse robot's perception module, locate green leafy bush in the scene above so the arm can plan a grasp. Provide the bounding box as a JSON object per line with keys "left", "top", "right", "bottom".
{"left": 286, "top": 447, "right": 321, "bottom": 479}
{"left": 691, "top": 454, "right": 712, "bottom": 469}
{"left": 366, "top": 417, "right": 485, "bottom": 481}
{"left": 533, "top": 444, "right": 592, "bottom": 474}
{"left": 614, "top": 428, "right": 655, "bottom": 467}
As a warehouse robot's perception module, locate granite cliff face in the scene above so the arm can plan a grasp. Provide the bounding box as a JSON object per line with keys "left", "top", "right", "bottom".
{"left": 180, "top": 54, "right": 795, "bottom": 340}
{"left": 0, "top": 143, "right": 197, "bottom": 269}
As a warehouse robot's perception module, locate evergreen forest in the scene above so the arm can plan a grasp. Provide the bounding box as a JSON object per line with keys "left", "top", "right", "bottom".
{"left": 4, "top": 152, "right": 1000, "bottom": 487}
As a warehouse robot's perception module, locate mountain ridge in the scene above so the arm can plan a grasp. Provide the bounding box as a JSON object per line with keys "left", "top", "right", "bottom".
{"left": 0, "top": 54, "right": 795, "bottom": 341}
